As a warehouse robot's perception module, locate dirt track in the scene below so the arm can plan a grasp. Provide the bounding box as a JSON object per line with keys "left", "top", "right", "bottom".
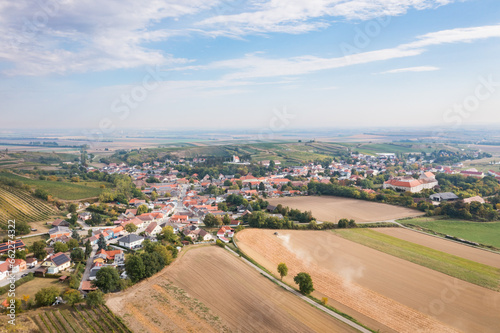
{"left": 108, "top": 246, "right": 357, "bottom": 333}
{"left": 268, "top": 196, "right": 421, "bottom": 222}
{"left": 237, "top": 229, "right": 500, "bottom": 333}
{"left": 373, "top": 227, "right": 500, "bottom": 268}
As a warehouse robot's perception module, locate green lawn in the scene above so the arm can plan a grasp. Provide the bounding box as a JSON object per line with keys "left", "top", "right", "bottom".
{"left": 0, "top": 172, "right": 106, "bottom": 200}
{"left": 333, "top": 228, "right": 500, "bottom": 291}
{"left": 399, "top": 217, "right": 500, "bottom": 248}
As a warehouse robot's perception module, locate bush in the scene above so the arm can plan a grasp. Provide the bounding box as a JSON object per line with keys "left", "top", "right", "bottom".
{"left": 216, "top": 239, "right": 225, "bottom": 248}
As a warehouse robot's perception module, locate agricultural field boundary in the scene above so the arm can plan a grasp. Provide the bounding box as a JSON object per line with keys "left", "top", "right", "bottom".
{"left": 224, "top": 245, "right": 372, "bottom": 333}
{"left": 333, "top": 229, "right": 500, "bottom": 291}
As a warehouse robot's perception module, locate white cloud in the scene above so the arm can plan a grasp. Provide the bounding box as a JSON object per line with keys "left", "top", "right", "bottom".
{"left": 174, "top": 24, "right": 500, "bottom": 80}
{"left": 0, "top": 0, "right": 220, "bottom": 75}
{"left": 377, "top": 66, "right": 439, "bottom": 74}
{"left": 198, "top": 0, "right": 460, "bottom": 36}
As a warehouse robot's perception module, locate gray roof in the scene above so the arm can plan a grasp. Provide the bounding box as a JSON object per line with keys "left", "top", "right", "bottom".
{"left": 117, "top": 234, "right": 144, "bottom": 244}
{"left": 50, "top": 253, "right": 71, "bottom": 266}
{"left": 430, "top": 192, "right": 459, "bottom": 200}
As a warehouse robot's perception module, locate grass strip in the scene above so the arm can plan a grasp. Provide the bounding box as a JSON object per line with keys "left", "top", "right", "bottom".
{"left": 52, "top": 311, "right": 70, "bottom": 333}
{"left": 333, "top": 229, "right": 500, "bottom": 291}
{"left": 39, "top": 313, "right": 53, "bottom": 333}
{"left": 74, "top": 306, "right": 97, "bottom": 333}
{"left": 45, "top": 312, "right": 61, "bottom": 333}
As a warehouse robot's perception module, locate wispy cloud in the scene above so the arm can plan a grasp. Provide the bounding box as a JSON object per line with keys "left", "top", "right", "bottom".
{"left": 174, "top": 24, "right": 500, "bottom": 80}
{"left": 198, "top": 0, "right": 461, "bottom": 36}
{"left": 376, "top": 66, "right": 440, "bottom": 74}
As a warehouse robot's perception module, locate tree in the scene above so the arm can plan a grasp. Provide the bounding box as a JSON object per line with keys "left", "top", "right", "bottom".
{"left": 67, "top": 238, "right": 79, "bottom": 250}
{"left": 150, "top": 190, "right": 158, "bottom": 201}
{"left": 34, "top": 188, "right": 50, "bottom": 200}
{"left": 337, "top": 218, "right": 348, "bottom": 229}
{"left": 222, "top": 214, "right": 231, "bottom": 225}
{"left": 15, "top": 250, "right": 26, "bottom": 260}
{"left": 277, "top": 263, "right": 288, "bottom": 281}
{"left": 85, "top": 240, "right": 92, "bottom": 259}
{"left": 71, "top": 230, "right": 80, "bottom": 241}
{"left": 62, "top": 289, "right": 82, "bottom": 306}
{"left": 203, "top": 213, "right": 221, "bottom": 227}
{"left": 294, "top": 272, "right": 314, "bottom": 295}
{"left": 70, "top": 248, "right": 85, "bottom": 262}
{"left": 35, "top": 286, "right": 60, "bottom": 306}
{"left": 124, "top": 223, "right": 138, "bottom": 233}
{"left": 68, "top": 203, "right": 78, "bottom": 213}
{"left": 97, "top": 234, "right": 107, "bottom": 251}
{"left": 160, "top": 226, "right": 178, "bottom": 243}
{"left": 125, "top": 255, "right": 145, "bottom": 283}
{"left": 54, "top": 242, "right": 68, "bottom": 253}
{"left": 137, "top": 204, "right": 149, "bottom": 215}
{"left": 94, "top": 267, "right": 121, "bottom": 293}
{"left": 259, "top": 182, "right": 266, "bottom": 191}
{"left": 32, "top": 241, "right": 47, "bottom": 260}
{"left": 15, "top": 221, "right": 31, "bottom": 235}
{"left": 86, "top": 290, "right": 105, "bottom": 307}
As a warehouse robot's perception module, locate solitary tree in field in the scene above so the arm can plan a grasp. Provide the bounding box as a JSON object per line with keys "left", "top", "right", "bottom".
{"left": 277, "top": 263, "right": 288, "bottom": 281}
{"left": 294, "top": 272, "right": 314, "bottom": 295}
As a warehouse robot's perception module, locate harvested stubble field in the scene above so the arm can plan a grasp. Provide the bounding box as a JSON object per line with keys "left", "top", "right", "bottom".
{"left": 267, "top": 196, "right": 422, "bottom": 222}
{"left": 374, "top": 227, "right": 500, "bottom": 269}
{"left": 108, "top": 246, "right": 357, "bottom": 333}
{"left": 236, "top": 229, "right": 500, "bottom": 333}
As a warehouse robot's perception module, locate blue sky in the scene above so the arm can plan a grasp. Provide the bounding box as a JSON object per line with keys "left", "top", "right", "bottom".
{"left": 1, "top": 0, "right": 499, "bottom": 132}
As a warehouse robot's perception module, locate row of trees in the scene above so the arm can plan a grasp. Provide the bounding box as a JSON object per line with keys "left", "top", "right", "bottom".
{"left": 276, "top": 263, "right": 314, "bottom": 295}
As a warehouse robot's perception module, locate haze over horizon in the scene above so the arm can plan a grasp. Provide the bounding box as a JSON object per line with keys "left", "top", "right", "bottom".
{"left": 1, "top": 0, "right": 500, "bottom": 131}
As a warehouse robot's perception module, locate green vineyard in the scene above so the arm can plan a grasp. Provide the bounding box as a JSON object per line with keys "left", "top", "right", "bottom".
{"left": 0, "top": 184, "right": 56, "bottom": 225}
{"left": 33, "top": 305, "right": 133, "bottom": 333}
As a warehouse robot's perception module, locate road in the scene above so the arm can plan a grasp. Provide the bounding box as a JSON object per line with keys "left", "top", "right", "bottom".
{"left": 224, "top": 247, "right": 370, "bottom": 333}
{"left": 79, "top": 246, "right": 97, "bottom": 290}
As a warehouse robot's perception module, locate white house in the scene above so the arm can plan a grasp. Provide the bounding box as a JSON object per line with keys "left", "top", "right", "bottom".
{"left": 117, "top": 234, "right": 144, "bottom": 249}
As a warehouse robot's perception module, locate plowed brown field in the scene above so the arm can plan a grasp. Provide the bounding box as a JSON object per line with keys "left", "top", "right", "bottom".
{"left": 267, "top": 196, "right": 422, "bottom": 222}
{"left": 108, "top": 246, "right": 357, "bottom": 333}
{"left": 237, "top": 229, "right": 500, "bottom": 333}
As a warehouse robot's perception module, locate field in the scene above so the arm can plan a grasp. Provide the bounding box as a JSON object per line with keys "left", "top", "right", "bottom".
{"left": 268, "top": 196, "right": 422, "bottom": 222}
{"left": 2, "top": 277, "right": 66, "bottom": 299}
{"left": 401, "top": 217, "right": 500, "bottom": 248}
{"left": 0, "top": 184, "right": 56, "bottom": 226}
{"left": 0, "top": 172, "right": 105, "bottom": 200}
{"left": 374, "top": 227, "right": 500, "bottom": 268}
{"left": 332, "top": 228, "right": 500, "bottom": 290}
{"left": 0, "top": 305, "right": 132, "bottom": 333}
{"left": 236, "top": 229, "right": 500, "bottom": 333}
{"left": 108, "top": 246, "right": 357, "bottom": 333}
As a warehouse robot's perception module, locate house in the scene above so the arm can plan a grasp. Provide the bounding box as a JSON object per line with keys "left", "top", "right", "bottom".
{"left": 48, "top": 226, "right": 71, "bottom": 239}
{"left": 117, "top": 234, "right": 144, "bottom": 249}
{"left": 48, "top": 235, "right": 70, "bottom": 246}
{"left": 144, "top": 222, "right": 162, "bottom": 237}
{"left": 10, "top": 259, "right": 26, "bottom": 274}
{"left": 429, "top": 192, "right": 459, "bottom": 202}
{"left": 51, "top": 219, "right": 69, "bottom": 227}
{"left": 129, "top": 198, "right": 146, "bottom": 207}
{"left": 26, "top": 257, "right": 38, "bottom": 268}
{"left": 94, "top": 249, "right": 123, "bottom": 263}
{"left": 0, "top": 240, "right": 26, "bottom": 254}
{"left": 81, "top": 280, "right": 98, "bottom": 293}
{"left": 0, "top": 262, "right": 9, "bottom": 280}
{"left": 217, "top": 226, "right": 234, "bottom": 240}
{"left": 383, "top": 176, "right": 438, "bottom": 193}
{"left": 42, "top": 252, "right": 71, "bottom": 274}
{"left": 229, "top": 220, "right": 241, "bottom": 227}
{"left": 78, "top": 212, "right": 92, "bottom": 221}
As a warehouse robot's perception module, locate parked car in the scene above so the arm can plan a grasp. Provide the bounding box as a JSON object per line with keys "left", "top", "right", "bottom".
{"left": 20, "top": 273, "right": 28, "bottom": 278}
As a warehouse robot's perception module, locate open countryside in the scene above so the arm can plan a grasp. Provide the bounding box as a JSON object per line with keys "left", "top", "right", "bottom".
{"left": 268, "top": 196, "right": 422, "bottom": 223}
{"left": 236, "top": 229, "right": 500, "bottom": 333}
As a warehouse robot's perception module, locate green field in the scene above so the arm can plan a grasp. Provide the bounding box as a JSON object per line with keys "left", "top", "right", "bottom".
{"left": 400, "top": 217, "right": 500, "bottom": 248}
{"left": 333, "top": 228, "right": 500, "bottom": 291}
{"left": 0, "top": 172, "right": 105, "bottom": 200}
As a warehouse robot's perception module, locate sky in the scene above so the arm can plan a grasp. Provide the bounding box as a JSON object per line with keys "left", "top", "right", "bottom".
{"left": 1, "top": 0, "right": 500, "bottom": 134}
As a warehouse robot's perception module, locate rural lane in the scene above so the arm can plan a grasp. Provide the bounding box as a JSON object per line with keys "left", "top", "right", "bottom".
{"left": 225, "top": 247, "right": 371, "bottom": 333}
